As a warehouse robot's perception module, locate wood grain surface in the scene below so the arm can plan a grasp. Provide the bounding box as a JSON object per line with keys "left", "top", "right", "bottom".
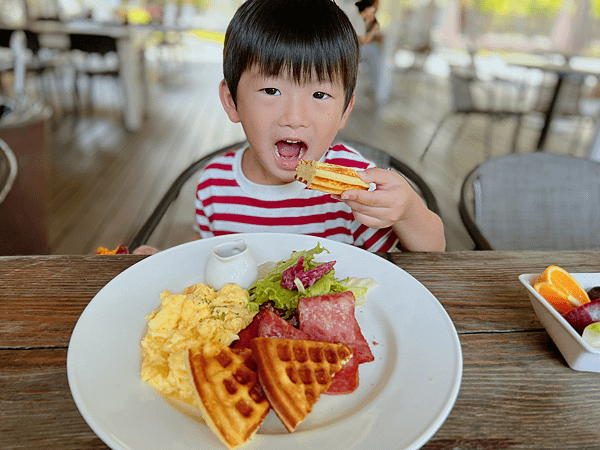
{"left": 1, "top": 251, "right": 599, "bottom": 449}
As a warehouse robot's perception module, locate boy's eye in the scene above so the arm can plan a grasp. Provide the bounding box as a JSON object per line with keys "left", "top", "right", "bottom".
{"left": 262, "top": 88, "right": 280, "bottom": 96}
{"left": 313, "top": 92, "right": 330, "bottom": 100}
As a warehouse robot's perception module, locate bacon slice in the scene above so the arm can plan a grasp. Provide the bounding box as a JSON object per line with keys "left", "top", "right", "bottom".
{"left": 298, "top": 291, "right": 360, "bottom": 394}
{"left": 325, "top": 357, "right": 359, "bottom": 394}
{"left": 258, "top": 310, "right": 310, "bottom": 340}
{"left": 353, "top": 319, "right": 374, "bottom": 364}
{"left": 233, "top": 306, "right": 307, "bottom": 350}
{"left": 232, "top": 315, "right": 260, "bottom": 350}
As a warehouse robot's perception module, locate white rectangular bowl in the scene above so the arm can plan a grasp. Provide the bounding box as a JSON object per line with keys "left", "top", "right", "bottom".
{"left": 519, "top": 272, "right": 600, "bottom": 373}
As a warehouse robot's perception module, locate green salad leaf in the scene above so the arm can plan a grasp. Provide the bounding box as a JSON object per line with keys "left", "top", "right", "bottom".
{"left": 247, "top": 243, "right": 377, "bottom": 316}
{"left": 339, "top": 276, "right": 378, "bottom": 305}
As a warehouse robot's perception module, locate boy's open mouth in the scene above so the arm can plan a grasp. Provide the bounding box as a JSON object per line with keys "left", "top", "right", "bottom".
{"left": 274, "top": 140, "right": 307, "bottom": 166}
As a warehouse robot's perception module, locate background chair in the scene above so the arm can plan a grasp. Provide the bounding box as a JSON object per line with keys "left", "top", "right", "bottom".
{"left": 420, "top": 65, "right": 531, "bottom": 161}
{"left": 67, "top": 33, "right": 121, "bottom": 116}
{"left": 459, "top": 152, "right": 600, "bottom": 250}
{"left": 128, "top": 139, "right": 440, "bottom": 252}
{"left": 0, "top": 29, "right": 14, "bottom": 92}
{"left": 0, "top": 29, "right": 60, "bottom": 103}
{"left": 0, "top": 137, "right": 17, "bottom": 205}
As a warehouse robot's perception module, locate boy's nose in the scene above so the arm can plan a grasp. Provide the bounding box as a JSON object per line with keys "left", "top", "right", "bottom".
{"left": 279, "top": 95, "right": 310, "bottom": 128}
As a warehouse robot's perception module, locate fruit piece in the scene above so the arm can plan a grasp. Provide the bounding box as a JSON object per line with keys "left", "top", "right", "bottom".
{"left": 96, "top": 245, "right": 128, "bottom": 255}
{"left": 563, "top": 299, "right": 600, "bottom": 335}
{"left": 533, "top": 265, "right": 590, "bottom": 314}
{"left": 587, "top": 286, "right": 600, "bottom": 301}
{"left": 582, "top": 323, "right": 600, "bottom": 348}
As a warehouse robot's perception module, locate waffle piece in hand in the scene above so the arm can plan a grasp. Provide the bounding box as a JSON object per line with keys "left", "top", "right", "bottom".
{"left": 295, "top": 160, "right": 370, "bottom": 195}
{"left": 186, "top": 343, "right": 270, "bottom": 449}
{"left": 250, "top": 337, "right": 352, "bottom": 432}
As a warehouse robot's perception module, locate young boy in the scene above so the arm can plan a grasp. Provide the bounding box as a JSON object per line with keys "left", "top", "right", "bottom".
{"left": 192, "top": 0, "right": 444, "bottom": 254}
{"left": 134, "top": 0, "right": 444, "bottom": 254}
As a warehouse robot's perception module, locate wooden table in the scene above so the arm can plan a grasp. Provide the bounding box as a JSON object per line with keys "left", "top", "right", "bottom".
{"left": 1, "top": 251, "right": 600, "bottom": 449}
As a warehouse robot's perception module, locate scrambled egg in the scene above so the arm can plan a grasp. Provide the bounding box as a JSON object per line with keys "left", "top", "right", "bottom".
{"left": 141, "top": 282, "right": 256, "bottom": 406}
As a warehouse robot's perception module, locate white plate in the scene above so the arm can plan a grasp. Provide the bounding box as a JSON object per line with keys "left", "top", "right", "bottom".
{"left": 67, "top": 233, "right": 462, "bottom": 450}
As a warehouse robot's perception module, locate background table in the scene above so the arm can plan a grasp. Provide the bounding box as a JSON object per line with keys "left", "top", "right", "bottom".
{"left": 29, "top": 19, "right": 147, "bottom": 132}
{"left": 1, "top": 250, "right": 599, "bottom": 449}
{"left": 505, "top": 55, "right": 600, "bottom": 151}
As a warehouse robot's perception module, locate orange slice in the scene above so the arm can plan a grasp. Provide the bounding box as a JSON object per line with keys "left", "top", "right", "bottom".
{"left": 533, "top": 265, "right": 590, "bottom": 314}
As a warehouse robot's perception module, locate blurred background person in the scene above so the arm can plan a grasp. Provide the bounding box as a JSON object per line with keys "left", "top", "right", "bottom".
{"left": 336, "top": 1, "right": 383, "bottom": 104}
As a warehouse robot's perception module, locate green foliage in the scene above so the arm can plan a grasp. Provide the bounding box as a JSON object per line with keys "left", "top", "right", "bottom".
{"left": 472, "top": 0, "right": 562, "bottom": 16}
{"left": 470, "top": 0, "right": 599, "bottom": 18}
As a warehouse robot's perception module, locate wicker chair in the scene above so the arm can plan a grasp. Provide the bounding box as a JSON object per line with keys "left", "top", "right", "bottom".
{"left": 459, "top": 152, "right": 600, "bottom": 250}
{"left": 129, "top": 139, "right": 440, "bottom": 252}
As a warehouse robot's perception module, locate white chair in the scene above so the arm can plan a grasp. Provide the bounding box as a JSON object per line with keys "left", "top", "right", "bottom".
{"left": 67, "top": 33, "right": 122, "bottom": 117}
{"left": 459, "top": 152, "right": 600, "bottom": 250}
{"left": 0, "top": 137, "right": 17, "bottom": 205}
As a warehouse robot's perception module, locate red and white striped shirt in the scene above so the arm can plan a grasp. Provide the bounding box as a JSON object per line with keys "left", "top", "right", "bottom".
{"left": 194, "top": 143, "right": 398, "bottom": 252}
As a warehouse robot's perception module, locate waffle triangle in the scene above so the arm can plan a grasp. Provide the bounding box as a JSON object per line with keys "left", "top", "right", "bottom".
{"left": 186, "top": 343, "right": 270, "bottom": 449}
{"left": 250, "top": 337, "right": 352, "bottom": 432}
{"left": 295, "top": 160, "right": 370, "bottom": 194}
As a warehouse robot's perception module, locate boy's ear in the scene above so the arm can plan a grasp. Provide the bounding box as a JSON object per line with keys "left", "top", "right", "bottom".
{"left": 219, "top": 80, "right": 241, "bottom": 123}
{"left": 338, "top": 93, "right": 356, "bottom": 130}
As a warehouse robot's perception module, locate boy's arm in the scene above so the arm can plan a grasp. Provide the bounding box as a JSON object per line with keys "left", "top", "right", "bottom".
{"left": 389, "top": 198, "right": 445, "bottom": 252}
{"left": 132, "top": 245, "right": 160, "bottom": 255}
{"left": 339, "top": 168, "right": 446, "bottom": 252}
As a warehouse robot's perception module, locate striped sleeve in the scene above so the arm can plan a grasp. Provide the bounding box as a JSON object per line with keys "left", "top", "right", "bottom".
{"left": 195, "top": 150, "right": 238, "bottom": 238}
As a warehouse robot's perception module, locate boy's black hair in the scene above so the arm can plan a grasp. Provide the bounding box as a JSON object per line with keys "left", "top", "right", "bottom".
{"left": 223, "top": 0, "right": 359, "bottom": 111}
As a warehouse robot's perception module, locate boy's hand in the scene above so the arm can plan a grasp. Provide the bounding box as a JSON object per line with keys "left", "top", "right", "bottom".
{"left": 132, "top": 245, "right": 160, "bottom": 255}
{"left": 338, "top": 167, "right": 414, "bottom": 229}
{"left": 337, "top": 167, "right": 446, "bottom": 252}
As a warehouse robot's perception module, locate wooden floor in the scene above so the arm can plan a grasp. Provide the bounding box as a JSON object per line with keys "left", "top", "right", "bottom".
{"left": 40, "top": 41, "right": 597, "bottom": 254}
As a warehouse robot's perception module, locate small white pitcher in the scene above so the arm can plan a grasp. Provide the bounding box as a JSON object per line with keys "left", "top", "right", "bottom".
{"left": 205, "top": 239, "right": 258, "bottom": 290}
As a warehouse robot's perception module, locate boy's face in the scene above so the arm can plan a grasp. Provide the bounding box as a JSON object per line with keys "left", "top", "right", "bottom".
{"left": 219, "top": 66, "right": 355, "bottom": 185}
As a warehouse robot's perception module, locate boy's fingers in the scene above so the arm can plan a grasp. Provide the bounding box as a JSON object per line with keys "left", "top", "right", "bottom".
{"left": 340, "top": 189, "right": 380, "bottom": 205}
{"left": 357, "top": 167, "right": 399, "bottom": 187}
